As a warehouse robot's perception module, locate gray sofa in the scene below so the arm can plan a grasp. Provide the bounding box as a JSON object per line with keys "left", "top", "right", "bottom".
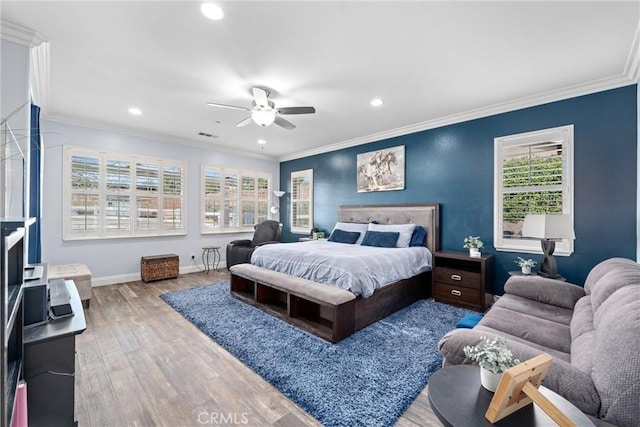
{"left": 438, "top": 257, "right": 640, "bottom": 427}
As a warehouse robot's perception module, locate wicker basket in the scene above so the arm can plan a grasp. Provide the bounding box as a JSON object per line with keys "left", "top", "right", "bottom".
{"left": 141, "top": 254, "right": 179, "bottom": 282}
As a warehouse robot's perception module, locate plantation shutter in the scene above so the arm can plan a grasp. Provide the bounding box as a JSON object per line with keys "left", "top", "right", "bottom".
{"left": 201, "top": 166, "right": 272, "bottom": 233}
{"left": 105, "top": 159, "right": 131, "bottom": 232}
{"left": 494, "top": 125, "right": 573, "bottom": 254}
{"left": 501, "top": 141, "right": 564, "bottom": 236}
{"left": 291, "top": 169, "right": 313, "bottom": 234}
{"left": 64, "top": 146, "right": 187, "bottom": 240}
{"left": 136, "top": 162, "right": 160, "bottom": 231}
{"left": 162, "top": 165, "right": 184, "bottom": 230}
{"left": 70, "top": 155, "right": 100, "bottom": 232}
{"left": 203, "top": 170, "right": 222, "bottom": 230}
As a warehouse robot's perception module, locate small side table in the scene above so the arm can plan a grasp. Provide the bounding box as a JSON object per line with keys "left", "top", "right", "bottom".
{"left": 427, "top": 365, "right": 593, "bottom": 426}
{"left": 202, "top": 246, "right": 221, "bottom": 273}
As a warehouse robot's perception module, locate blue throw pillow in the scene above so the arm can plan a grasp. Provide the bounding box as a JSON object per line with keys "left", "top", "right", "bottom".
{"left": 409, "top": 226, "right": 427, "bottom": 247}
{"left": 328, "top": 229, "right": 361, "bottom": 244}
{"left": 361, "top": 231, "right": 399, "bottom": 248}
{"left": 456, "top": 313, "right": 483, "bottom": 329}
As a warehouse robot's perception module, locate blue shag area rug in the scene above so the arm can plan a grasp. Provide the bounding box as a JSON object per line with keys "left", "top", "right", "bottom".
{"left": 160, "top": 282, "right": 471, "bottom": 427}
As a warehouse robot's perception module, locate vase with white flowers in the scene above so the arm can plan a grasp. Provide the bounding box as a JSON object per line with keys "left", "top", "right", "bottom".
{"left": 515, "top": 257, "right": 537, "bottom": 275}
{"left": 463, "top": 336, "right": 520, "bottom": 392}
{"left": 463, "top": 236, "right": 484, "bottom": 258}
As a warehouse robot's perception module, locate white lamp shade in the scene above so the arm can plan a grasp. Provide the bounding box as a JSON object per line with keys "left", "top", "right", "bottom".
{"left": 273, "top": 191, "right": 285, "bottom": 198}
{"left": 522, "top": 214, "right": 575, "bottom": 239}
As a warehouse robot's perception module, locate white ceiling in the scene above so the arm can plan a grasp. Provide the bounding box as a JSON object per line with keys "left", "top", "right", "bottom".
{"left": 2, "top": 1, "right": 639, "bottom": 161}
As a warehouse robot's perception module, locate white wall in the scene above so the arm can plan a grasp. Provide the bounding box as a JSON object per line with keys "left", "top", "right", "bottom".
{"left": 637, "top": 82, "right": 640, "bottom": 261}
{"left": 40, "top": 120, "right": 279, "bottom": 285}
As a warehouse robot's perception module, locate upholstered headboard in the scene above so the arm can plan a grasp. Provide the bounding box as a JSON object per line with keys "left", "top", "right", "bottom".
{"left": 338, "top": 204, "right": 440, "bottom": 253}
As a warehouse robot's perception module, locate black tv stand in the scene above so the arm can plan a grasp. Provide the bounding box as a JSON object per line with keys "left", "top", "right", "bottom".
{"left": 23, "top": 280, "right": 86, "bottom": 426}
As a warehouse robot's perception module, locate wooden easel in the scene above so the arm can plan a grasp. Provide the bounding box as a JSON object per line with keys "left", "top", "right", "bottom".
{"left": 485, "top": 354, "right": 577, "bottom": 427}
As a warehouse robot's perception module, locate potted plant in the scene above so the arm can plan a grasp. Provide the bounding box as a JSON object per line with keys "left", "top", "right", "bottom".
{"left": 463, "top": 336, "right": 520, "bottom": 392}
{"left": 463, "top": 236, "right": 484, "bottom": 257}
{"left": 515, "top": 257, "right": 537, "bottom": 275}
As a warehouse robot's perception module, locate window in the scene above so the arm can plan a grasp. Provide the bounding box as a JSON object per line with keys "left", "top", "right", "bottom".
{"left": 64, "top": 146, "right": 186, "bottom": 240}
{"left": 202, "top": 166, "right": 271, "bottom": 233}
{"left": 291, "top": 169, "right": 313, "bottom": 234}
{"left": 494, "top": 125, "right": 574, "bottom": 255}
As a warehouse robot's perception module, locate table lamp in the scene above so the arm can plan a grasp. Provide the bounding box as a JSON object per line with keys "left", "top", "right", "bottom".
{"left": 521, "top": 214, "right": 574, "bottom": 279}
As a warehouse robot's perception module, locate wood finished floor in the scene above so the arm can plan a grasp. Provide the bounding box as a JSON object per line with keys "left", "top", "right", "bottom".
{"left": 75, "top": 270, "right": 443, "bottom": 426}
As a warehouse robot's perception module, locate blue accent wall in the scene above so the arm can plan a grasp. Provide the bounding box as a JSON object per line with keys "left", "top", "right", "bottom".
{"left": 280, "top": 85, "right": 638, "bottom": 294}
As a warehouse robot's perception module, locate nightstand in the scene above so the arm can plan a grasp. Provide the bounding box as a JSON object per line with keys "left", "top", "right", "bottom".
{"left": 433, "top": 251, "right": 494, "bottom": 312}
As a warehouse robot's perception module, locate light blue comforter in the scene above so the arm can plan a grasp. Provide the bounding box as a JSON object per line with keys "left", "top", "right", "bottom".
{"left": 250, "top": 240, "right": 432, "bottom": 298}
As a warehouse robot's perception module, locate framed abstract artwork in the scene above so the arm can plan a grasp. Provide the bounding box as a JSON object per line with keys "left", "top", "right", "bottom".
{"left": 356, "top": 145, "right": 405, "bottom": 193}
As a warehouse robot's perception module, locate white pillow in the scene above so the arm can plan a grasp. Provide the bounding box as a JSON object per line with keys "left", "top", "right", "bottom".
{"left": 367, "top": 223, "right": 416, "bottom": 248}
{"left": 330, "top": 222, "right": 369, "bottom": 245}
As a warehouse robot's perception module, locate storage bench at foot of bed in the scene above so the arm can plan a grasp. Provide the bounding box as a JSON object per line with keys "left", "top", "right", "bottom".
{"left": 229, "top": 264, "right": 356, "bottom": 343}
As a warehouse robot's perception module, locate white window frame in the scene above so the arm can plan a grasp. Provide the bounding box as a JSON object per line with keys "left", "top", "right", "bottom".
{"left": 290, "top": 169, "right": 314, "bottom": 235}
{"left": 63, "top": 145, "right": 187, "bottom": 240}
{"left": 494, "top": 125, "right": 574, "bottom": 255}
{"left": 201, "top": 165, "right": 272, "bottom": 234}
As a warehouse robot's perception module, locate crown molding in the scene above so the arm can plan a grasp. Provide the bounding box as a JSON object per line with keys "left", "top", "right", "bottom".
{"left": 279, "top": 74, "right": 638, "bottom": 162}
{"left": 0, "top": 20, "right": 47, "bottom": 47}
{"left": 42, "top": 113, "right": 279, "bottom": 162}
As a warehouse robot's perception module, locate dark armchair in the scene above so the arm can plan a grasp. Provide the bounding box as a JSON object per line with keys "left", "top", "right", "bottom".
{"left": 226, "top": 220, "right": 282, "bottom": 269}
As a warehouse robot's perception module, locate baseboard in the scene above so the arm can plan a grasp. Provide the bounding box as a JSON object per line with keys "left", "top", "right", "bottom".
{"left": 92, "top": 263, "right": 227, "bottom": 287}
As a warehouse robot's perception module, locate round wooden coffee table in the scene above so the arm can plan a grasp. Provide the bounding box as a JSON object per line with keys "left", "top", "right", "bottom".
{"left": 427, "top": 365, "right": 594, "bottom": 426}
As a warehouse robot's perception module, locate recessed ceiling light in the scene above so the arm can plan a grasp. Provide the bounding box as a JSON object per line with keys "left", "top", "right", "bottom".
{"left": 128, "top": 107, "right": 142, "bottom": 115}
{"left": 257, "top": 139, "right": 267, "bottom": 145}
{"left": 370, "top": 98, "right": 384, "bottom": 107}
{"left": 201, "top": 3, "right": 224, "bottom": 20}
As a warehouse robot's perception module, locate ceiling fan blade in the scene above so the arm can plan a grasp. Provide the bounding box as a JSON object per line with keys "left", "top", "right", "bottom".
{"left": 274, "top": 115, "right": 296, "bottom": 130}
{"left": 277, "top": 106, "right": 316, "bottom": 115}
{"left": 236, "top": 117, "right": 253, "bottom": 127}
{"left": 252, "top": 87, "right": 270, "bottom": 108}
{"left": 206, "top": 102, "right": 250, "bottom": 112}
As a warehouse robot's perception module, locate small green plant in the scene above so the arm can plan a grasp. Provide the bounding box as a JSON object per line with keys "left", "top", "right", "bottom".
{"left": 463, "top": 336, "right": 520, "bottom": 374}
{"left": 515, "top": 257, "right": 537, "bottom": 268}
{"left": 463, "top": 236, "right": 484, "bottom": 249}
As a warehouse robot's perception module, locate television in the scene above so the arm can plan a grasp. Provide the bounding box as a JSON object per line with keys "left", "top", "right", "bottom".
{"left": 1, "top": 223, "right": 25, "bottom": 426}
{"left": 4, "top": 227, "right": 25, "bottom": 320}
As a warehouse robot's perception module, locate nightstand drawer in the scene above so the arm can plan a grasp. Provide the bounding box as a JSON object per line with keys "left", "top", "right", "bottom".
{"left": 435, "top": 267, "right": 482, "bottom": 288}
{"left": 434, "top": 282, "right": 481, "bottom": 306}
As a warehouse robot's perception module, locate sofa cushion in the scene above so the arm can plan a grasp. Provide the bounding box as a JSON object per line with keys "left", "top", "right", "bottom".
{"left": 592, "top": 285, "right": 640, "bottom": 426}
{"left": 590, "top": 263, "right": 640, "bottom": 315}
{"left": 495, "top": 294, "right": 574, "bottom": 326}
{"left": 584, "top": 257, "right": 638, "bottom": 295}
{"left": 505, "top": 276, "right": 585, "bottom": 309}
{"left": 570, "top": 296, "right": 595, "bottom": 339}
{"left": 570, "top": 296, "right": 596, "bottom": 374}
{"left": 473, "top": 325, "right": 571, "bottom": 362}
{"left": 479, "top": 304, "right": 571, "bottom": 354}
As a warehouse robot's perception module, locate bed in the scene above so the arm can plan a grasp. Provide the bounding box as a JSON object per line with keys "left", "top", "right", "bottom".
{"left": 229, "top": 203, "right": 440, "bottom": 342}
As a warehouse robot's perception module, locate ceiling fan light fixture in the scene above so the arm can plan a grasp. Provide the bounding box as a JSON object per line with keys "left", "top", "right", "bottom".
{"left": 251, "top": 109, "right": 276, "bottom": 127}
{"left": 201, "top": 3, "right": 224, "bottom": 20}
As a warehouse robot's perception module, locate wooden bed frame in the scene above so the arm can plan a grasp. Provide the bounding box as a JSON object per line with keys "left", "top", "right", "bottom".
{"left": 230, "top": 203, "right": 440, "bottom": 342}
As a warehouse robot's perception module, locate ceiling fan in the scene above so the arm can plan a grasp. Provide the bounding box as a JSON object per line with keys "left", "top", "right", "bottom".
{"left": 206, "top": 87, "right": 315, "bottom": 130}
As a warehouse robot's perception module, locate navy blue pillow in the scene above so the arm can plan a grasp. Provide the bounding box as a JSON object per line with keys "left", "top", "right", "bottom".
{"left": 328, "top": 229, "right": 361, "bottom": 244}
{"left": 409, "top": 226, "right": 427, "bottom": 247}
{"left": 361, "top": 231, "right": 399, "bottom": 248}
